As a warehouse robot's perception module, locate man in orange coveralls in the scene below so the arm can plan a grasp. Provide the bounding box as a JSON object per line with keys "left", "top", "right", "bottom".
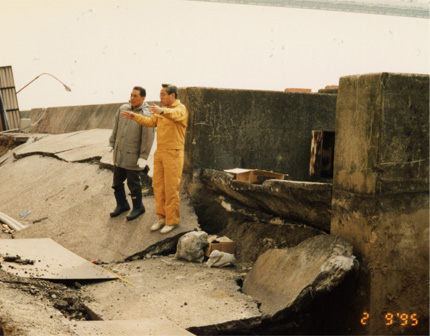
{"left": 120, "top": 84, "right": 188, "bottom": 234}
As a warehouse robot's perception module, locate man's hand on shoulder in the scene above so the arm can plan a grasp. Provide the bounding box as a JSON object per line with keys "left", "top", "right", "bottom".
{"left": 106, "top": 146, "right": 113, "bottom": 152}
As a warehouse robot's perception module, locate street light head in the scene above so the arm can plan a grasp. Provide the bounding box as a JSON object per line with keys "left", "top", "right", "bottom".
{"left": 64, "top": 84, "right": 72, "bottom": 92}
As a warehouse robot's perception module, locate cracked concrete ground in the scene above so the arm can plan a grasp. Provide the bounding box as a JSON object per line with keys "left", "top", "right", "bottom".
{"left": 1, "top": 130, "right": 360, "bottom": 335}
{"left": 80, "top": 257, "right": 261, "bottom": 334}
{"left": 0, "top": 130, "right": 261, "bottom": 335}
{"left": 1, "top": 130, "right": 199, "bottom": 263}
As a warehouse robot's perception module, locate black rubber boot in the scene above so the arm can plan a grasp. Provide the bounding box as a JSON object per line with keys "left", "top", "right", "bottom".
{"left": 126, "top": 193, "right": 146, "bottom": 221}
{"left": 110, "top": 187, "right": 130, "bottom": 217}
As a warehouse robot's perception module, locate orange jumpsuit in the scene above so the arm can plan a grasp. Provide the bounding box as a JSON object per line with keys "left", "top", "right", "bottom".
{"left": 132, "top": 100, "right": 188, "bottom": 226}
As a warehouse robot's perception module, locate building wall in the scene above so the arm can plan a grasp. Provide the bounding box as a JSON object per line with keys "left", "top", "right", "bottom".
{"left": 331, "top": 73, "right": 429, "bottom": 335}
{"left": 0, "top": 66, "right": 20, "bottom": 131}
{"left": 179, "top": 87, "right": 337, "bottom": 181}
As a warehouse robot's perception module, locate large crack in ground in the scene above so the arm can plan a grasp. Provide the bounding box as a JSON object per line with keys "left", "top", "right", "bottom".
{"left": 0, "top": 269, "right": 92, "bottom": 332}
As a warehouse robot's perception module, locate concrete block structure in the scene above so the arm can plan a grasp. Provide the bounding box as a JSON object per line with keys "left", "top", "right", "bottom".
{"left": 331, "top": 73, "right": 429, "bottom": 335}
{"left": 179, "top": 87, "right": 337, "bottom": 181}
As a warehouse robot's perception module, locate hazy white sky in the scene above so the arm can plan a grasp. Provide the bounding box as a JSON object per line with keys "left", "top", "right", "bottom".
{"left": 1, "top": 0, "right": 429, "bottom": 110}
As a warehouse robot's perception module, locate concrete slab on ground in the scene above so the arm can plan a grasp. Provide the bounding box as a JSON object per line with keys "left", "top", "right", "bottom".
{"left": 0, "top": 238, "right": 115, "bottom": 280}
{"left": 11, "top": 128, "right": 156, "bottom": 174}
{"left": 81, "top": 256, "right": 261, "bottom": 333}
{"left": 14, "top": 129, "right": 112, "bottom": 163}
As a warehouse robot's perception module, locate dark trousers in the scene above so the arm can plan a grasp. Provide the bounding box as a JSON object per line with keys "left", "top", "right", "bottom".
{"left": 113, "top": 166, "right": 141, "bottom": 196}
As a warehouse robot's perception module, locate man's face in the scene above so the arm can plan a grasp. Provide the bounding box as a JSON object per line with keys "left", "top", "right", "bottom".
{"left": 130, "top": 89, "right": 145, "bottom": 109}
{"left": 160, "top": 88, "right": 175, "bottom": 106}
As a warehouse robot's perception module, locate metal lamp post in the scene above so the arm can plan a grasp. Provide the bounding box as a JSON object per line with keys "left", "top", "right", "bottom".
{"left": 17, "top": 73, "right": 71, "bottom": 94}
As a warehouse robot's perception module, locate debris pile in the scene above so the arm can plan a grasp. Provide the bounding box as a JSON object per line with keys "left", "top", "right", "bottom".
{"left": 174, "top": 231, "right": 237, "bottom": 268}
{"left": 175, "top": 231, "right": 209, "bottom": 262}
{"left": 1, "top": 223, "right": 14, "bottom": 235}
{"left": 3, "top": 255, "right": 35, "bottom": 265}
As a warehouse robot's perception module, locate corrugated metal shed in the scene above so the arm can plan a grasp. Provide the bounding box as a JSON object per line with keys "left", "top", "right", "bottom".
{"left": 0, "top": 66, "right": 20, "bottom": 131}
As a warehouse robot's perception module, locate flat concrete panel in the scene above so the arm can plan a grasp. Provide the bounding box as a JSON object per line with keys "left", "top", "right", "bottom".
{"left": 15, "top": 129, "right": 111, "bottom": 162}
{"left": 0, "top": 238, "right": 116, "bottom": 280}
{"left": 81, "top": 257, "right": 261, "bottom": 333}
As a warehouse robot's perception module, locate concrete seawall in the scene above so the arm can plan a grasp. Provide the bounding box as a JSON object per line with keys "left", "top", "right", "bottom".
{"left": 180, "top": 87, "right": 337, "bottom": 181}
{"left": 25, "top": 103, "right": 123, "bottom": 134}
{"left": 23, "top": 88, "right": 337, "bottom": 181}
{"left": 24, "top": 101, "right": 157, "bottom": 134}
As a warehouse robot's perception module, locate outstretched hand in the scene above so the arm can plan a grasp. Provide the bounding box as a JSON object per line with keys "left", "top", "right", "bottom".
{"left": 120, "top": 111, "right": 134, "bottom": 119}
{"left": 149, "top": 104, "right": 163, "bottom": 114}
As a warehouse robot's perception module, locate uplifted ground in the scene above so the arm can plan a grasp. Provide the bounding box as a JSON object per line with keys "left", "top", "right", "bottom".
{"left": 0, "top": 129, "right": 357, "bottom": 336}
{"left": 0, "top": 130, "right": 260, "bottom": 335}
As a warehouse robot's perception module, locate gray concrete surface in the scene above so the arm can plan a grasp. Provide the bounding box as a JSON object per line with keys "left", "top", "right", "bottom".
{"left": 81, "top": 257, "right": 261, "bottom": 334}
{"left": 15, "top": 129, "right": 112, "bottom": 163}
{"left": 0, "top": 128, "right": 263, "bottom": 335}
{"left": 0, "top": 238, "right": 116, "bottom": 280}
{"left": 1, "top": 129, "right": 198, "bottom": 263}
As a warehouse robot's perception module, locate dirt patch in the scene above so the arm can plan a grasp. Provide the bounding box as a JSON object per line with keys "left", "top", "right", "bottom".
{"left": 0, "top": 135, "right": 18, "bottom": 157}
{"left": 0, "top": 268, "right": 91, "bottom": 335}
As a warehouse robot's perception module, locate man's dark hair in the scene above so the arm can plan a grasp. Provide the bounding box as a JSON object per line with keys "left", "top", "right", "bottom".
{"left": 133, "top": 86, "right": 146, "bottom": 97}
{"left": 162, "top": 83, "right": 178, "bottom": 99}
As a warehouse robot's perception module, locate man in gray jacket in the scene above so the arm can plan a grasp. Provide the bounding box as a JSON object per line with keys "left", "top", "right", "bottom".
{"left": 108, "top": 86, "right": 155, "bottom": 220}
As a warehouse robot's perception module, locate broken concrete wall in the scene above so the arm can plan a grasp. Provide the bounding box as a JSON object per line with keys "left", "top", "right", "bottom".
{"left": 183, "top": 169, "right": 328, "bottom": 264}
{"left": 179, "top": 87, "right": 337, "bottom": 182}
{"left": 177, "top": 88, "right": 336, "bottom": 262}
{"left": 331, "top": 73, "right": 429, "bottom": 335}
{"left": 197, "top": 169, "right": 332, "bottom": 231}
{"left": 242, "top": 235, "right": 357, "bottom": 322}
